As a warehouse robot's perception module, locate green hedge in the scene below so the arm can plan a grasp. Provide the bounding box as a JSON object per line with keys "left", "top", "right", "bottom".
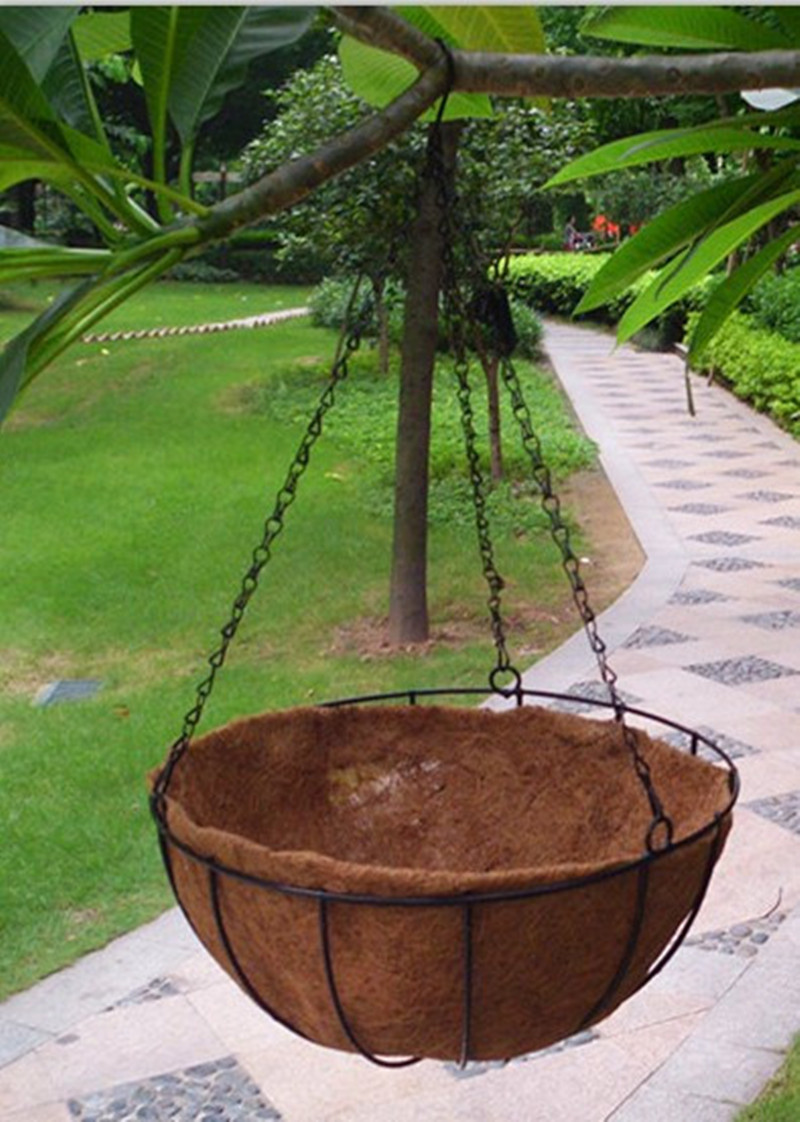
{"left": 746, "top": 267, "right": 800, "bottom": 344}
{"left": 686, "top": 310, "right": 800, "bottom": 437}
{"left": 505, "top": 252, "right": 717, "bottom": 348}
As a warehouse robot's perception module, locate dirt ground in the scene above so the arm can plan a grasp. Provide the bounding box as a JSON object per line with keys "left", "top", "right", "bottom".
{"left": 329, "top": 465, "right": 644, "bottom": 663}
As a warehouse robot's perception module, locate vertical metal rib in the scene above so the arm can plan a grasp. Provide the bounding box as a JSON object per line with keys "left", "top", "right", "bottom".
{"left": 318, "top": 898, "right": 421, "bottom": 1068}
{"left": 458, "top": 903, "right": 474, "bottom": 1068}
{"left": 644, "top": 821, "right": 725, "bottom": 985}
{"left": 577, "top": 862, "right": 649, "bottom": 1033}
{"left": 207, "top": 867, "right": 313, "bottom": 1042}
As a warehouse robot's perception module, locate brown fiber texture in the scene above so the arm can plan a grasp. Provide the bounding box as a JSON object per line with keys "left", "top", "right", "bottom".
{"left": 152, "top": 703, "right": 734, "bottom": 1061}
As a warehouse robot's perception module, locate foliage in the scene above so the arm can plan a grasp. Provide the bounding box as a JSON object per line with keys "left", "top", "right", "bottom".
{"left": 0, "top": 5, "right": 312, "bottom": 422}
{"left": 241, "top": 54, "right": 423, "bottom": 283}
{"left": 746, "top": 266, "right": 800, "bottom": 342}
{"left": 685, "top": 309, "right": 800, "bottom": 435}
{"left": 506, "top": 251, "right": 719, "bottom": 347}
{"left": 508, "top": 297, "right": 543, "bottom": 358}
{"left": 549, "top": 5, "right": 800, "bottom": 358}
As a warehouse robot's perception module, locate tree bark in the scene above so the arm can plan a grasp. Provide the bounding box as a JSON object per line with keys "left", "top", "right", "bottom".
{"left": 387, "top": 121, "right": 460, "bottom": 645}
{"left": 485, "top": 356, "right": 503, "bottom": 482}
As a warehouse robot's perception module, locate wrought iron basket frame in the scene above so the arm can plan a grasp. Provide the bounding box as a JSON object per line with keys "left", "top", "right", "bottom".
{"left": 150, "top": 683, "right": 739, "bottom": 1069}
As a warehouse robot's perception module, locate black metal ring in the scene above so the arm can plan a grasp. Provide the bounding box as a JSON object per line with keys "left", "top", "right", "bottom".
{"left": 489, "top": 665, "right": 523, "bottom": 695}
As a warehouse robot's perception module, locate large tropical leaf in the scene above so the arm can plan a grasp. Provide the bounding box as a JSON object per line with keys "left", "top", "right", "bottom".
{"left": 615, "top": 188, "right": 800, "bottom": 342}
{"left": 545, "top": 125, "right": 800, "bottom": 188}
{"left": 339, "top": 27, "right": 493, "bottom": 121}
{"left": 174, "top": 7, "right": 315, "bottom": 140}
{"left": 0, "top": 7, "right": 76, "bottom": 81}
{"left": 71, "top": 10, "right": 132, "bottom": 60}
{"left": 688, "top": 225, "right": 800, "bottom": 359}
{"left": 576, "top": 162, "right": 800, "bottom": 313}
{"left": 580, "top": 6, "right": 793, "bottom": 51}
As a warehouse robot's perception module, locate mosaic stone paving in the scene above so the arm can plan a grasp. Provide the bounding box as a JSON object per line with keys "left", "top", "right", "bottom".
{"left": 740, "top": 610, "right": 800, "bottom": 631}
{"left": 656, "top": 479, "right": 713, "bottom": 491}
{"left": 688, "top": 531, "right": 758, "bottom": 547}
{"left": 660, "top": 725, "right": 758, "bottom": 761}
{"left": 685, "top": 910, "right": 786, "bottom": 958}
{"left": 761, "top": 515, "right": 800, "bottom": 529}
{"left": 669, "top": 588, "right": 732, "bottom": 605}
{"left": 447, "top": 1030, "right": 598, "bottom": 1080}
{"left": 683, "top": 656, "right": 799, "bottom": 686}
{"left": 700, "top": 450, "right": 750, "bottom": 459}
{"left": 107, "top": 977, "right": 179, "bottom": 1011}
{"left": 545, "top": 680, "right": 642, "bottom": 715}
{"left": 746, "top": 791, "right": 800, "bottom": 836}
{"left": 693, "top": 557, "right": 766, "bottom": 572}
{"left": 644, "top": 458, "right": 693, "bottom": 469}
{"left": 668, "top": 503, "right": 730, "bottom": 515}
{"left": 719, "top": 468, "right": 768, "bottom": 479}
{"left": 67, "top": 1057, "right": 281, "bottom": 1122}
{"left": 622, "top": 625, "right": 694, "bottom": 648}
{"left": 737, "top": 490, "right": 795, "bottom": 503}
{"left": 777, "top": 578, "right": 800, "bottom": 593}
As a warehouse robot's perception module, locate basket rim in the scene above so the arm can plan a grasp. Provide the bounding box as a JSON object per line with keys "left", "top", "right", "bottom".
{"left": 151, "top": 687, "right": 739, "bottom": 908}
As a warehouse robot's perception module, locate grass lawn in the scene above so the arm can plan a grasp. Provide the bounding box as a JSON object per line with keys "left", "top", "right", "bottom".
{"left": 0, "top": 279, "right": 596, "bottom": 1000}
{"left": 737, "top": 1036, "right": 800, "bottom": 1120}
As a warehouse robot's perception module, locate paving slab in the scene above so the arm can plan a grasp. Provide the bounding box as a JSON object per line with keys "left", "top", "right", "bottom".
{"left": 2, "top": 318, "right": 799, "bottom": 1121}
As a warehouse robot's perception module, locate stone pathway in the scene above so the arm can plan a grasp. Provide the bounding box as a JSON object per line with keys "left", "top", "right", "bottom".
{"left": 2, "top": 318, "right": 800, "bottom": 1122}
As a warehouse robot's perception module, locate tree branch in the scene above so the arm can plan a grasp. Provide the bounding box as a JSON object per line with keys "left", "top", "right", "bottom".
{"left": 331, "top": 6, "right": 800, "bottom": 100}
{"left": 196, "top": 57, "right": 447, "bottom": 242}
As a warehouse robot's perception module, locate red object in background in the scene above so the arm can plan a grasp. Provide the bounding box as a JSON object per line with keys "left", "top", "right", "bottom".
{"left": 592, "top": 214, "right": 607, "bottom": 231}
{"left": 607, "top": 221, "right": 620, "bottom": 238}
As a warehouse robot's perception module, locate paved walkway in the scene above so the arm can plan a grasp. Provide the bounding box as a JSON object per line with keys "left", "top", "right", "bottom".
{"left": 3, "top": 319, "right": 800, "bottom": 1122}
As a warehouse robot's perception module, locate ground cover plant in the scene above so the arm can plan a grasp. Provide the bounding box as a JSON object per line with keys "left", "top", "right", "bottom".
{"left": 685, "top": 310, "right": 800, "bottom": 438}
{"left": 0, "top": 280, "right": 596, "bottom": 999}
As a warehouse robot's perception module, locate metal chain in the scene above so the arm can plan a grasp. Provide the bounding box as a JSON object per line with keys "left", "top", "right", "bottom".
{"left": 428, "top": 42, "right": 673, "bottom": 851}
{"left": 427, "top": 118, "right": 516, "bottom": 684}
{"left": 499, "top": 355, "right": 673, "bottom": 851}
{"left": 153, "top": 278, "right": 372, "bottom": 803}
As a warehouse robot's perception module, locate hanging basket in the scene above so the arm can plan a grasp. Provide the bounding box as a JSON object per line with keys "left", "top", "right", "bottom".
{"left": 150, "top": 689, "right": 737, "bottom": 1064}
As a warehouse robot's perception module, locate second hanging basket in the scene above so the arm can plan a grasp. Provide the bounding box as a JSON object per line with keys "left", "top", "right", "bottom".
{"left": 152, "top": 694, "right": 736, "bottom": 1064}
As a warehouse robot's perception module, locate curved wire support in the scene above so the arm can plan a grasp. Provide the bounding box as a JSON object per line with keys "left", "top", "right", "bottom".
{"left": 576, "top": 862, "right": 649, "bottom": 1034}
{"left": 208, "top": 867, "right": 315, "bottom": 1045}
{"left": 318, "top": 898, "right": 421, "bottom": 1069}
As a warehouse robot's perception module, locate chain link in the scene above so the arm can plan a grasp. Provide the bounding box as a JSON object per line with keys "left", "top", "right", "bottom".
{"left": 499, "top": 355, "right": 673, "bottom": 851}
{"left": 153, "top": 280, "right": 371, "bottom": 804}
{"left": 428, "top": 122, "right": 515, "bottom": 682}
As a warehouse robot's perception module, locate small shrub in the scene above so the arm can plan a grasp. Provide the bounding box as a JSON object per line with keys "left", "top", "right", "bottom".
{"left": 686, "top": 310, "right": 800, "bottom": 436}
{"left": 747, "top": 269, "right": 800, "bottom": 344}
{"left": 166, "top": 258, "right": 239, "bottom": 284}
{"left": 509, "top": 298, "right": 543, "bottom": 358}
{"left": 505, "top": 252, "right": 722, "bottom": 349}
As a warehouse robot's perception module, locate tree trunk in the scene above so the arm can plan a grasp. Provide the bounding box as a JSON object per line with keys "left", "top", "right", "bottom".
{"left": 14, "top": 182, "right": 37, "bottom": 232}
{"left": 387, "top": 121, "right": 460, "bottom": 645}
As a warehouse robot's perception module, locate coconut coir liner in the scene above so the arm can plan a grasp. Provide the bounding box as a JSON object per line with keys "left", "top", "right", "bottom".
{"left": 153, "top": 703, "right": 733, "bottom": 1061}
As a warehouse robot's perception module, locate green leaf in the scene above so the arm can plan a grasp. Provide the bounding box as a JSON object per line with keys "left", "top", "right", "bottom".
{"left": 580, "top": 6, "right": 792, "bottom": 50}
{"left": 545, "top": 125, "right": 800, "bottom": 188}
{"left": 576, "top": 163, "right": 799, "bottom": 313}
{"left": 422, "top": 5, "right": 545, "bottom": 53}
{"left": 0, "top": 7, "right": 75, "bottom": 81}
{"left": 339, "top": 4, "right": 547, "bottom": 120}
{"left": 689, "top": 225, "right": 800, "bottom": 359}
{"left": 338, "top": 35, "right": 492, "bottom": 121}
{"left": 775, "top": 8, "right": 800, "bottom": 44}
{"left": 184, "top": 7, "right": 315, "bottom": 135}
{"left": 71, "top": 10, "right": 132, "bottom": 60}
{"left": 616, "top": 188, "right": 800, "bottom": 342}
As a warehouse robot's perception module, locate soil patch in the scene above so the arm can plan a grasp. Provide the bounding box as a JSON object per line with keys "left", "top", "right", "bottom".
{"left": 329, "top": 465, "right": 644, "bottom": 661}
